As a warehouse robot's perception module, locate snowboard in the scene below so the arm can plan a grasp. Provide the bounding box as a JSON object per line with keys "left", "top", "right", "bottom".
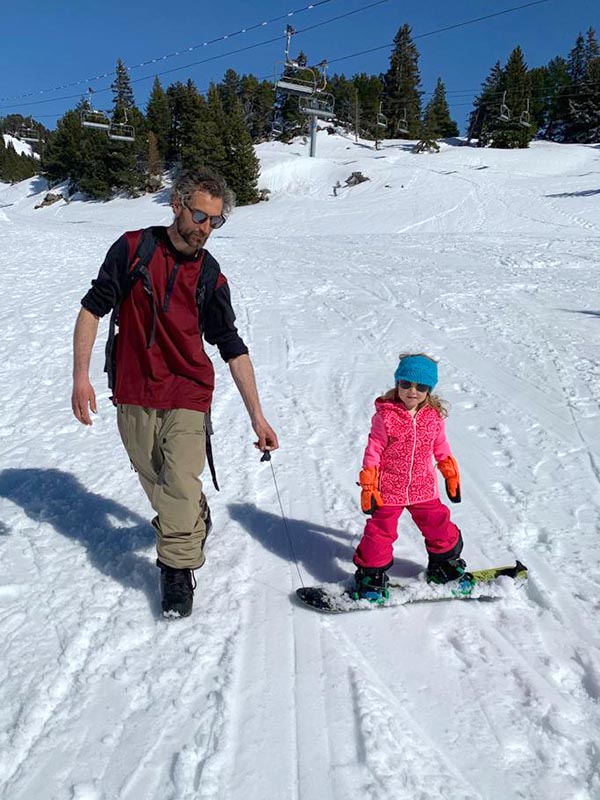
{"left": 295, "top": 561, "right": 528, "bottom": 614}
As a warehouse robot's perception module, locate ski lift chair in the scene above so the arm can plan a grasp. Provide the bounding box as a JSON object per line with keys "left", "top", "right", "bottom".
{"left": 81, "top": 109, "right": 111, "bottom": 130}
{"left": 299, "top": 93, "right": 335, "bottom": 120}
{"left": 81, "top": 87, "right": 111, "bottom": 131}
{"left": 275, "top": 65, "right": 317, "bottom": 97}
{"left": 19, "top": 127, "right": 41, "bottom": 143}
{"left": 396, "top": 110, "right": 409, "bottom": 135}
{"left": 108, "top": 122, "right": 135, "bottom": 142}
{"left": 519, "top": 99, "right": 531, "bottom": 128}
{"left": 274, "top": 22, "right": 317, "bottom": 96}
{"left": 498, "top": 92, "right": 511, "bottom": 122}
{"left": 272, "top": 115, "right": 284, "bottom": 136}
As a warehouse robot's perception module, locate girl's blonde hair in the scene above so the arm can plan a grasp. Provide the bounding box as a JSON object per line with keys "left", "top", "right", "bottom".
{"left": 381, "top": 352, "right": 449, "bottom": 418}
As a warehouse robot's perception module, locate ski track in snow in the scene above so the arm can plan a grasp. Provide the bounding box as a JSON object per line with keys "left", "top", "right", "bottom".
{"left": 1, "top": 136, "right": 600, "bottom": 799}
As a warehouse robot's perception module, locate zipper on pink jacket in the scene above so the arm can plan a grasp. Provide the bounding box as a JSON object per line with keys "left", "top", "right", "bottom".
{"left": 405, "top": 414, "right": 418, "bottom": 504}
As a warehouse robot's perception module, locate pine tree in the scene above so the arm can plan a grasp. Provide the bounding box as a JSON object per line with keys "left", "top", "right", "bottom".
{"left": 201, "top": 84, "right": 229, "bottom": 174}
{"left": 527, "top": 66, "right": 549, "bottom": 136}
{"left": 79, "top": 132, "right": 113, "bottom": 199}
{"left": 1, "top": 140, "right": 38, "bottom": 182}
{"left": 167, "top": 80, "right": 204, "bottom": 165}
{"left": 111, "top": 58, "right": 135, "bottom": 119}
{"left": 239, "top": 74, "right": 275, "bottom": 142}
{"left": 565, "top": 28, "right": 600, "bottom": 142}
{"left": 423, "top": 78, "right": 459, "bottom": 139}
{"left": 43, "top": 100, "right": 128, "bottom": 200}
{"left": 382, "top": 24, "right": 422, "bottom": 138}
{"left": 42, "top": 106, "right": 86, "bottom": 189}
{"left": 567, "top": 53, "right": 600, "bottom": 142}
{"left": 468, "top": 61, "right": 502, "bottom": 144}
{"left": 222, "top": 96, "right": 260, "bottom": 205}
{"left": 354, "top": 73, "right": 384, "bottom": 140}
{"left": 488, "top": 46, "right": 533, "bottom": 148}
{"left": 567, "top": 33, "right": 588, "bottom": 84}
{"left": 107, "top": 59, "right": 144, "bottom": 196}
{"left": 146, "top": 77, "right": 171, "bottom": 161}
{"left": 328, "top": 74, "right": 358, "bottom": 130}
{"left": 219, "top": 69, "right": 241, "bottom": 114}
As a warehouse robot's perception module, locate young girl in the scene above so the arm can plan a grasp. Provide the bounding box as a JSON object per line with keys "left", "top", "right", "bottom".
{"left": 353, "top": 353, "right": 469, "bottom": 601}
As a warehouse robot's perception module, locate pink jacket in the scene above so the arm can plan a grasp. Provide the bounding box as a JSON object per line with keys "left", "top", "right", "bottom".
{"left": 362, "top": 397, "right": 453, "bottom": 506}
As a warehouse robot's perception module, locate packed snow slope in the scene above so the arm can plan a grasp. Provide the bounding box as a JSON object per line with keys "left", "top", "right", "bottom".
{"left": 1, "top": 133, "right": 600, "bottom": 800}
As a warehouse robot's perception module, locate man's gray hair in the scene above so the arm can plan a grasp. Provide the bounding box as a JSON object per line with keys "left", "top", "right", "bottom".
{"left": 171, "top": 168, "right": 236, "bottom": 216}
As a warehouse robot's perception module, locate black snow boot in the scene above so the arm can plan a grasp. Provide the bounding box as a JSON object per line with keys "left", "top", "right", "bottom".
{"left": 426, "top": 556, "right": 472, "bottom": 585}
{"left": 426, "top": 533, "right": 472, "bottom": 585}
{"left": 157, "top": 560, "right": 197, "bottom": 618}
{"left": 352, "top": 564, "right": 391, "bottom": 603}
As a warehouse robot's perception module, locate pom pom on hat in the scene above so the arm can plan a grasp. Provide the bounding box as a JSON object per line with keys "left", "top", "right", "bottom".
{"left": 394, "top": 355, "right": 438, "bottom": 389}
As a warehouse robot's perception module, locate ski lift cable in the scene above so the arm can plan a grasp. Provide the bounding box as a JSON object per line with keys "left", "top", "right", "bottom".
{"left": 1, "top": 1, "right": 550, "bottom": 113}
{"left": 0, "top": 0, "right": 384, "bottom": 112}
{"left": 129, "top": 0, "right": 388, "bottom": 87}
{"left": 0, "top": 0, "right": 339, "bottom": 104}
{"left": 1, "top": 0, "right": 553, "bottom": 119}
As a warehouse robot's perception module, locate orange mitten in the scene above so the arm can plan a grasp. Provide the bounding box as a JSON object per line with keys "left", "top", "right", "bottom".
{"left": 359, "top": 466, "right": 383, "bottom": 515}
{"left": 437, "top": 455, "right": 461, "bottom": 503}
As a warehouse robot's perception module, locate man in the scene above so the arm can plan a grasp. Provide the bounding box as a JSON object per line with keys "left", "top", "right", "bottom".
{"left": 71, "top": 168, "right": 278, "bottom": 618}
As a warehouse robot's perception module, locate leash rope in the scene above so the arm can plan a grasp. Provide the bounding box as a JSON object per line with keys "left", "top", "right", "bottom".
{"left": 261, "top": 450, "right": 305, "bottom": 588}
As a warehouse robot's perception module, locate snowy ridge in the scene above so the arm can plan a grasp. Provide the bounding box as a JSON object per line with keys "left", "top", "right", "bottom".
{"left": 1, "top": 132, "right": 600, "bottom": 799}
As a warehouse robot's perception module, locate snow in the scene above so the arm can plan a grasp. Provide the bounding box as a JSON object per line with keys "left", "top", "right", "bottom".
{"left": 1, "top": 131, "right": 600, "bottom": 800}
{"left": 2, "top": 133, "right": 41, "bottom": 159}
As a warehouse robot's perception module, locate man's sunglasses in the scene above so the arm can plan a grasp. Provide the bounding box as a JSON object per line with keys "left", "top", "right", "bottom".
{"left": 398, "top": 380, "right": 430, "bottom": 392}
{"left": 184, "top": 203, "right": 226, "bottom": 229}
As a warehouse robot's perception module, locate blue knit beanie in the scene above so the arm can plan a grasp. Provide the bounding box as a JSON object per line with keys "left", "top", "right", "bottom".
{"left": 394, "top": 355, "right": 438, "bottom": 389}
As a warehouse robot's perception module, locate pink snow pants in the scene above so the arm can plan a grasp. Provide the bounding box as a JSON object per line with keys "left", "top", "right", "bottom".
{"left": 353, "top": 499, "right": 460, "bottom": 569}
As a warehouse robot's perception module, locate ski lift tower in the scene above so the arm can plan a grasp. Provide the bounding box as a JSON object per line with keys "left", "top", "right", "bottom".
{"left": 298, "top": 62, "right": 335, "bottom": 157}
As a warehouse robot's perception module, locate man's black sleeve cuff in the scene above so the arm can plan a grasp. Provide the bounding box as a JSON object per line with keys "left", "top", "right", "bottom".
{"left": 203, "top": 282, "right": 249, "bottom": 362}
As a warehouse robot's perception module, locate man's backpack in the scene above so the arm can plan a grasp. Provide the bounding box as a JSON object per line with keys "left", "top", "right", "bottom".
{"left": 104, "top": 226, "right": 221, "bottom": 489}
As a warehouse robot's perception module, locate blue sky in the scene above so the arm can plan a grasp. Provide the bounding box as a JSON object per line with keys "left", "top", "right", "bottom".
{"left": 1, "top": 0, "right": 598, "bottom": 134}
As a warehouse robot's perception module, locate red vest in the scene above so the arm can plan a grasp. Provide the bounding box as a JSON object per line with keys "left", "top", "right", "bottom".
{"left": 114, "top": 230, "right": 224, "bottom": 412}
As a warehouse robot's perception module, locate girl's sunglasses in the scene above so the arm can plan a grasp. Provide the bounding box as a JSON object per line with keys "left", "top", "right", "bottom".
{"left": 398, "top": 380, "right": 430, "bottom": 392}
{"left": 184, "top": 203, "right": 226, "bottom": 229}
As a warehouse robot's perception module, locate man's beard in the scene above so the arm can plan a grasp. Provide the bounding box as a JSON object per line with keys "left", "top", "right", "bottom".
{"left": 176, "top": 216, "right": 208, "bottom": 250}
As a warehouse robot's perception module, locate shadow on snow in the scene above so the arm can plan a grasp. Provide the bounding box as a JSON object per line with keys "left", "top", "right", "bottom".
{"left": 227, "top": 502, "right": 423, "bottom": 584}
{"left": 0, "top": 468, "right": 159, "bottom": 612}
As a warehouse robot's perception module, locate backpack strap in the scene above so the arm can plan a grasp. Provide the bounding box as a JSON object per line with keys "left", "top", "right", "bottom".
{"left": 195, "top": 254, "right": 221, "bottom": 321}
{"left": 196, "top": 254, "right": 222, "bottom": 492}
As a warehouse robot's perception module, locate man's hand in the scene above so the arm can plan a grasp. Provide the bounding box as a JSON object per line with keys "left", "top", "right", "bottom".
{"left": 72, "top": 308, "right": 100, "bottom": 425}
{"left": 72, "top": 378, "right": 97, "bottom": 425}
{"left": 252, "top": 416, "right": 279, "bottom": 451}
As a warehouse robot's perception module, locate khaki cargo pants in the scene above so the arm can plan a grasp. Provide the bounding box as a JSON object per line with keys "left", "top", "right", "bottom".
{"left": 117, "top": 404, "right": 210, "bottom": 570}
